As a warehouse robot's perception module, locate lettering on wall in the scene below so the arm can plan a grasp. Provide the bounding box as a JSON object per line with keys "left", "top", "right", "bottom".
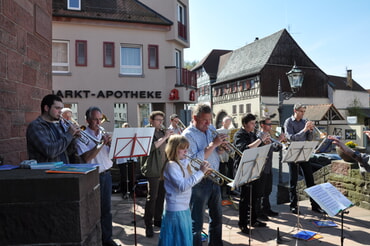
{"left": 54, "top": 90, "right": 162, "bottom": 99}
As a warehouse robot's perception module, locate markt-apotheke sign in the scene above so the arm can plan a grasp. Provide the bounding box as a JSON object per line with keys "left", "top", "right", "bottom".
{"left": 54, "top": 90, "right": 162, "bottom": 99}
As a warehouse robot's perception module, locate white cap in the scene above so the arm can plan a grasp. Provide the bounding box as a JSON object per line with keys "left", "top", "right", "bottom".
{"left": 61, "top": 108, "right": 72, "bottom": 114}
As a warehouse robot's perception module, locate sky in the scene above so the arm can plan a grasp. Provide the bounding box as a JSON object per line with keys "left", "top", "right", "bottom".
{"left": 184, "top": 0, "right": 370, "bottom": 89}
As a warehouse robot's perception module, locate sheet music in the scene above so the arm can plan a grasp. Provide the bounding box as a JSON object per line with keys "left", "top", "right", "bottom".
{"left": 305, "top": 182, "right": 353, "bottom": 217}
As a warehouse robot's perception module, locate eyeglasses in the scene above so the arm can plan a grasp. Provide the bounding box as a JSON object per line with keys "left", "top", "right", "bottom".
{"left": 154, "top": 118, "right": 164, "bottom": 122}
{"left": 264, "top": 123, "right": 272, "bottom": 126}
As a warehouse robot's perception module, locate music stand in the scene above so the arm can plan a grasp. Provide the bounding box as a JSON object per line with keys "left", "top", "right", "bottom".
{"left": 230, "top": 144, "right": 271, "bottom": 246}
{"left": 282, "top": 141, "right": 318, "bottom": 234}
{"left": 109, "top": 127, "right": 154, "bottom": 246}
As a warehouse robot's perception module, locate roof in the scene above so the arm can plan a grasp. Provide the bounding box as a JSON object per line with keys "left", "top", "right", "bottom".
{"left": 191, "top": 49, "right": 231, "bottom": 79}
{"left": 216, "top": 29, "right": 285, "bottom": 83}
{"left": 305, "top": 104, "right": 345, "bottom": 122}
{"left": 328, "top": 75, "right": 367, "bottom": 92}
{"left": 52, "top": 0, "right": 173, "bottom": 26}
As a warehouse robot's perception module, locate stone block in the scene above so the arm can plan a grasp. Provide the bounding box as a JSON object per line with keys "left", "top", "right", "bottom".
{"left": 0, "top": 169, "right": 101, "bottom": 245}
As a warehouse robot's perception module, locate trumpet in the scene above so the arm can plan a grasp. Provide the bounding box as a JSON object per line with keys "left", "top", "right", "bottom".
{"left": 255, "top": 128, "right": 289, "bottom": 149}
{"left": 61, "top": 117, "right": 101, "bottom": 145}
{"left": 185, "top": 155, "right": 233, "bottom": 186}
{"left": 177, "top": 119, "right": 187, "bottom": 130}
{"left": 306, "top": 119, "right": 327, "bottom": 139}
{"left": 210, "top": 129, "right": 243, "bottom": 157}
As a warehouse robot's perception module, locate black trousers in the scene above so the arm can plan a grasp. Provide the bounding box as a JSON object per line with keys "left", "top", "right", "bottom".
{"left": 288, "top": 161, "right": 320, "bottom": 209}
{"left": 239, "top": 179, "right": 263, "bottom": 227}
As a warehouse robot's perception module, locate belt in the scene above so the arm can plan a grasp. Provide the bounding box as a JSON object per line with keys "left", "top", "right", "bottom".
{"left": 99, "top": 169, "right": 111, "bottom": 175}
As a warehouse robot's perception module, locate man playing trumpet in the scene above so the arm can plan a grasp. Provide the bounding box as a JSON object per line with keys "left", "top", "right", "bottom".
{"left": 284, "top": 103, "right": 324, "bottom": 215}
{"left": 26, "top": 94, "right": 81, "bottom": 163}
{"left": 182, "top": 104, "right": 227, "bottom": 246}
{"left": 75, "top": 106, "right": 120, "bottom": 246}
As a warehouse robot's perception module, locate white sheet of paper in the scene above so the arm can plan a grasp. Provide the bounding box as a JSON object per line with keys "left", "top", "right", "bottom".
{"left": 305, "top": 182, "right": 353, "bottom": 217}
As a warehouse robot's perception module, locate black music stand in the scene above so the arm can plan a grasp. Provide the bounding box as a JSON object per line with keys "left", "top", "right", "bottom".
{"left": 282, "top": 141, "right": 318, "bottom": 237}
{"left": 230, "top": 144, "right": 271, "bottom": 246}
{"left": 109, "top": 127, "right": 154, "bottom": 246}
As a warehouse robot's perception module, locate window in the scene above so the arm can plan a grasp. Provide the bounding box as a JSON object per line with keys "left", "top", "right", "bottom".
{"left": 120, "top": 44, "right": 143, "bottom": 75}
{"left": 175, "top": 49, "right": 181, "bottom": 84}
{"left": 75, "top": 40, "right": 87, "bottom": 66}
{"left": 232, "top": 105, "right": 237, "bottom": 115}
{"left": 246, "top": 103, "right": 251, "bottom": 113}
{"left": 177, "top": 2, "right": 187, "bottom": 40}
{"left": 148, "top": 45, "right": 158, "bottom": 69}
{"left": 113, "top": 103, "right": 128, "bottom": 128}
{"left": 239, "top": 104, "right": 244, "bottom": 114}
{"left": 103, "top": 42, "right": 115, "bottom": 67}
{"left": 52, "top": 40, "right": 69, "bottom": 73}
{"left": 67, "top": 0, "right": 81, "bottom": 10}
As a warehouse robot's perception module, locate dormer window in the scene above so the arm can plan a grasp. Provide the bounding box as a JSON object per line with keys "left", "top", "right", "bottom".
{"left": 67, "top": 0, "right": 81, "bottom": 11}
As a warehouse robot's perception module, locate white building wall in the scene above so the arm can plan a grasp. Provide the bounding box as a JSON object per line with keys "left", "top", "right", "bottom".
{"left": 52, "top": 10, "right": 189, "bottom": 130}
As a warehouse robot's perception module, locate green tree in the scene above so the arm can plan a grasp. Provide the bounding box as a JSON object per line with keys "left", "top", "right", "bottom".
{"left": 347, "top": 98, "right": 366, "bottom": 124}
{"left": 184, "top": 60, "right": 198, "bottom": 70}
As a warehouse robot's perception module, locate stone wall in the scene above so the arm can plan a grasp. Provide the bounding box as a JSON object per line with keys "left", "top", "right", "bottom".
{"left": 0, "top": 1, "right": 52, "bottom": 164}
{"left": 297, "top": 160, "right": 370, "bottom": 210}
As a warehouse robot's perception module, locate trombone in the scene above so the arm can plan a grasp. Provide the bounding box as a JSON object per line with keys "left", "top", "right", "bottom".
{"left": 210, "top": 129, "right": 243, "bottom": 157}
{"left": 185, "top": 155, "right": 233, "bottom": 186}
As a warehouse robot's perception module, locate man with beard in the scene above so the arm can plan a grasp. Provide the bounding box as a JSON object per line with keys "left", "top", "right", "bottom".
{"left": 26, "top": 94, "right": 80, "bottom": 163}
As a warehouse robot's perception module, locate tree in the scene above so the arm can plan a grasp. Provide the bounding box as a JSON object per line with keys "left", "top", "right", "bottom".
{"left": 184, "top": 60, "right": 198, "bottom": 70}
{"left": 347, "top": 98, "right": 366, "bottom": 124}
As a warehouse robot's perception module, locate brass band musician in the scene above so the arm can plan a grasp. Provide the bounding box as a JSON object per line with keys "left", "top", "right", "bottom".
{"left": 26, "top": 94, "right": 80, "bottom": 163}
{"left": 283, "top": 103, "right": 324, "bottom": 215}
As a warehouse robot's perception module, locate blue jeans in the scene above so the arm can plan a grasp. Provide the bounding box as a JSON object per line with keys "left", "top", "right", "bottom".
{"left": 100, "top": 171, "right": 113, "bottom": 243}
{"left": 190, "top": 179, "right": 223, "bottom": 246}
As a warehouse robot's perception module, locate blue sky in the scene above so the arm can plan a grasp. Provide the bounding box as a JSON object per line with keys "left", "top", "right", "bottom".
{"left": 184, "top": 0, "right": 370, "bottom": 89}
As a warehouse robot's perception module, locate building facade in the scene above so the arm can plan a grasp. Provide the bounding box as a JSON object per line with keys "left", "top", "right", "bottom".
{"left": 52, "top": 0, "right": 196, "bottom": 131}
{"left": 193, "top": 29, "right": 368, "bottom": 129}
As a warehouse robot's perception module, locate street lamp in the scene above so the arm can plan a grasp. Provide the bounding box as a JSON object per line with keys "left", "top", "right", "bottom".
{"left": 277, "top": 63, "right": 304, "bottom": 203}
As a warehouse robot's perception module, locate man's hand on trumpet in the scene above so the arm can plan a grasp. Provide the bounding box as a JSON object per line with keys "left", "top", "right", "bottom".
{"left": 68, "top": 123, "right": 81, "bottom": 138}
{"left": 304, "top": 120, "right": 315, "bottom": 132}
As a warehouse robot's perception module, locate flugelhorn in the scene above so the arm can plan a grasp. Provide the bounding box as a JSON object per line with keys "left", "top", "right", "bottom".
{"left": 185, "top": 155, "right": 233, "bottom": 186}
{"left": 210, "top": 129, "right": 243, "bottom": 157}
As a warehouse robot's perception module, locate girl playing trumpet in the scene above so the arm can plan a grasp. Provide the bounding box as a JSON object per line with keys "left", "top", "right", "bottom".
{"left": 158, "top": 135, "right": 211, "bottom": 246}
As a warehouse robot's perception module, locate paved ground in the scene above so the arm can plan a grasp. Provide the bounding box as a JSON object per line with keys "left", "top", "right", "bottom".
{"left": 110, "top": 152, "right": 370, "bottom": 246}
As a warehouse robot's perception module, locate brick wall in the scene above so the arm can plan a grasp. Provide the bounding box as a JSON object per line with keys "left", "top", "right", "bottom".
{"left": 0, "top": 0, "right": 52, "bottom": 164}
{"left": 297, "top": 160, "right": 370, "bottom": 210}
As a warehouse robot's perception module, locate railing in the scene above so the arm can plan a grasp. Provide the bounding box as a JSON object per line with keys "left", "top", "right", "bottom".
{"left": 178, "top": 22, "right": 187, "bottom": 40}
{"left": 176, "top": 68, "right": 196, "bottom": 87}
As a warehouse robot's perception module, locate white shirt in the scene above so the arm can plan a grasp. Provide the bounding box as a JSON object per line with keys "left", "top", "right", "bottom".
{"left": 76, "top": 127, "right": 113, "bottom": 173}
{"left": 163, "top": 159, "right": 204, "bottom": 211}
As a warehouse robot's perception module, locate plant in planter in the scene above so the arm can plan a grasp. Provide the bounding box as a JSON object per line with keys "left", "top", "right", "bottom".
{"left": 345, "top": 141, "right": 357, "bottom": 149}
